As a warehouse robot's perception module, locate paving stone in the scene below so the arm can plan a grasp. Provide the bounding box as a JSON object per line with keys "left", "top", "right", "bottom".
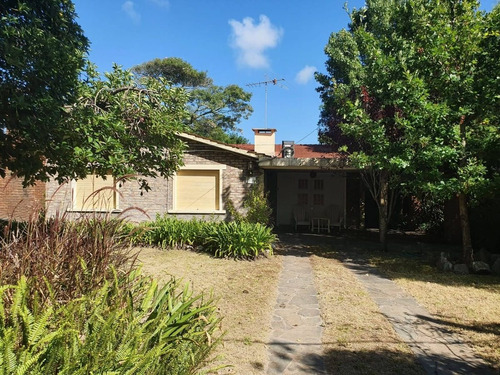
{"left": 267, "top": 235, "right": 495, "bottom": 375}
{"left": 343, "top": 259, "right": 495, "bottom": 375}
{"left": 267, "top": 254, "right": 326, "bottom": 374}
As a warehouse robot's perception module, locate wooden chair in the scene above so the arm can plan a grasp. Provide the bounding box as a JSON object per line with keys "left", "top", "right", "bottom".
{"left": 311, "top": 206, "right": 330, "bottom": 233}
{"left": 326, "top": 204, "right": 344, "bottom": 232}
{"left": 292, "top": 205, "right": 310, "bottom": 231}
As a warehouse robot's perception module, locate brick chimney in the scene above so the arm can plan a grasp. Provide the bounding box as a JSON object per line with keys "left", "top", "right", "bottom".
{"left": 252, "top": 128, "right": 276, "bottom": 156}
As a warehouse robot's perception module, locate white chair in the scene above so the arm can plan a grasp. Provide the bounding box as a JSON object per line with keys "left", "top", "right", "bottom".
{"left": 326, "top": 204, "right": 343, "bottom": 232}
{"left": 292, "top": 205, "right": 310, "bottom": 231}
{"left": 311, "top": 206, "right": 330, "bottom": 233}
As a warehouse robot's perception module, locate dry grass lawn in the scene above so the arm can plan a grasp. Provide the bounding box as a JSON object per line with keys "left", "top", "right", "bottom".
{"left": 371, "top": 256, "right": 500, "bottom": 371}
{"left": 310, "top": 253, "right": 425, "bottom": 375}
{"left": 136, "top": 247, "right": 282, "bottom": 374}
{"left": 134, "top": 235, "right": 499, "bottom": 374}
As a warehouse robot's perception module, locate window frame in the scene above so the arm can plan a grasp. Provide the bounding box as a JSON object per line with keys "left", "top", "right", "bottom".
{"left": 169, "top": 165, "right": 226, "bottom": 214}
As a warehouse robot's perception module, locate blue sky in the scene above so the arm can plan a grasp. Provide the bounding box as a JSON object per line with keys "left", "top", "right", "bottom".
{"left": 72, "top": 0, "right": 498, "bottom": 145}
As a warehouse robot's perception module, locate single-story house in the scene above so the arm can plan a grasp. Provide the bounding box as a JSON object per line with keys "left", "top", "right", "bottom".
{"left": 1, "top": 129, "right": 366, "bottom": 230}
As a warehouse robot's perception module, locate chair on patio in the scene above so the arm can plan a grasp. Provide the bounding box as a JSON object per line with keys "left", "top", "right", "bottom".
{"left": 292, "top": 205, "right": 310, "bottom": 231}
{"left": 326, "top": 204, "right": 344, "bottom": 232}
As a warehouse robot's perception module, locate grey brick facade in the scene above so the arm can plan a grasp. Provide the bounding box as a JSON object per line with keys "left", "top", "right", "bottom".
{"left": 45, "top": 137, "right": 258, "bottom": 222}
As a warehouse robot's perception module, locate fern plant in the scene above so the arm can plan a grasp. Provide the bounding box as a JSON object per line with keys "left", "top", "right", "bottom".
{"left": 0, "top": 277, "right": 70, "bottom": 375}
{"left": 0, "top": 271, "right": 221, "bottom": 375}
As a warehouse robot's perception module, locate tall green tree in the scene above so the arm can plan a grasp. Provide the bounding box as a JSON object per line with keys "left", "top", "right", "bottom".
{"left": 0, "top": 0, "right": 89, "bottom": 183}
{"left": 1, "top": 2, "right": 189, "bottom": 189}
{"left": 133, "top": 57, "right": 253, "bottom": 144}
{"left": 62, "top": 64, "right": 188, "bottom": 190}
{"left": 317, "top": 0, "right": 499, "bottom": 261}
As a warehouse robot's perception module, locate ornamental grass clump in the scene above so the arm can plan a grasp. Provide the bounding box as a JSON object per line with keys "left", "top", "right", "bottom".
{"left": 0, "top": 211, "right": 221, "bottom": 374}
{"left": 0, "top": 212, "right": 135, "bottom": 305}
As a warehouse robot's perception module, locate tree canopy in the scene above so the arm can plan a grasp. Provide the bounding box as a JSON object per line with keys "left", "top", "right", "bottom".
{"left": 63, "top": 64, "right": 189, "bottom": 190}
{"left": 316, "top": 0, "right": 500, "bottom": 260}
{"left": 0, "top": 0, "right": 89, "bottom": 183}
{"left": 1, "top": 2, "right": 190, "bottom": 189}
{"left": 133, "top": 57, "right": 253, "bottom": 144}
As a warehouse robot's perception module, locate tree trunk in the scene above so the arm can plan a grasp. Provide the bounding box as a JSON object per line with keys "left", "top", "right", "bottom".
{"left": 379, "top": 171, "right": 389, "bottom": 251}
{"left": 458, "top": 191, "right": 474, "bottom": 266}
{"left": 458, "top": 116, "right": 474, "bottom": 266}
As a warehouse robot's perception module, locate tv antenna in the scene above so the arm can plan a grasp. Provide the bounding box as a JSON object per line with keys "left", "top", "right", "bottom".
{"left": 247, "top": 78, "right": 286, "bottom": 127}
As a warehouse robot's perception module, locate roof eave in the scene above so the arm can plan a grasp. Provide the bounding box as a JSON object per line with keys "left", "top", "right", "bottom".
{"left": 257, "top": 157, "right": 354, "bottom": 170}
{"left": 178, "top": 132, "right": 259, "bottom": 159}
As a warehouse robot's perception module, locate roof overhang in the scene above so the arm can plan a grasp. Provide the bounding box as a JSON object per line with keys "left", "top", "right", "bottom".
{"left": 257, "top": 157, "right": 354, "bottom": 170}
{"left": 178, "top": 132, "right": 259, "bottom": 159}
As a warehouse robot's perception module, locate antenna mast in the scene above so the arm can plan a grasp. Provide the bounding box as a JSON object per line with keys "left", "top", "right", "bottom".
{"left": 246, "top": 78, "right": 285, "bottom": 127}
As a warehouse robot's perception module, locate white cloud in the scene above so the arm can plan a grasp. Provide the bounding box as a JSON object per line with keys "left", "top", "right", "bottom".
{"left": 122, "top": 1, "right": 141, "bottom": 24}
{"left": 149, "top": 0, "right": 169, "bottom": 8}
{"left": 295, "top": 65, "right": 317, "bottom": 84}
{"left": 228, "top": 15, "right": 283, "bottom": 69}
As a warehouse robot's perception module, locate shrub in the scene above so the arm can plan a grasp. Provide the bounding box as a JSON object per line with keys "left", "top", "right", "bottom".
{"left": 243, "top": 178, "right": 273, "bottom": 226}
{"left": 204, "top": 221, "right": 276, "bottom": 259}
{"left": 224, "top": 178, "right": 273, "bottom": 226}
{"left": 128, "top": 216, "right": 276, "bottom": 259}
{"left": 0, "top": 271, "right": 221, "bottom": 375}
{"left": 0, "top": 212, "right": 136, "bottom": 306}
{"left": 127, "top": 216, "right": 207, "bottom": 249}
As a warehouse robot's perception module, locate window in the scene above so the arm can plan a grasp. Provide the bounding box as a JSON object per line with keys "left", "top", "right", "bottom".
{"left": 298, "top": 179, "right": 308, "bottom": 189}
{"left": 173, "top": 166, "right": 225, "bottom": 212}
{"left": 314, "top": 179, "right": 324, "bottom": 190}
{"left": 74, "top": 175, "right": 117, "bottom": 211}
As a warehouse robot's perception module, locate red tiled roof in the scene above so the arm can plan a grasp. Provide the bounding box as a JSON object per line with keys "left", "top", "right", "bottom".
{"left": 231, "top": 144, "right": 342, "bottom": 158}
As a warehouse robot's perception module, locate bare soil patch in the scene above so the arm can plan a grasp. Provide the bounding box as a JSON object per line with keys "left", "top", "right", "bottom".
{"left": 135, "top": 247, "right": 282, "bottom": 374}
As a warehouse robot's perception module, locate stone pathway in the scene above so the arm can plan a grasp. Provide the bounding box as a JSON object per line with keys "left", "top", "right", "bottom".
{"left": 267, "top": 254, "right": 326, "bottom": 374}
{"left": 267, "top": 235, "right": 495, "bottom": 375}
{"left": 343, "top": 258, "right": 494, "bottom": 375}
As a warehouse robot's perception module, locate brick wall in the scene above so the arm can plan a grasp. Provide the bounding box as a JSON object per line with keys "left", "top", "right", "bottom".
{"left": 0, "top": 173, "right": 46, "bottom": 221}
{"left": 180, "top": 140, "right": 255, "bottom": 216}
{"left": 45, "top": 139, "right": 257, "bottom": 222}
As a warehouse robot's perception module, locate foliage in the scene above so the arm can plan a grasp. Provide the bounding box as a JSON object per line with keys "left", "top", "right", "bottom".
{"left": 0, "top": 210, "right": 221, "bottom": 374}
{"left": 0, "top": 219, "right": 26, "bottom": 243}
{"left": 133, "top": 57, "right": 252, "bottom": 144}
{"left": 0, "top": 212, "right": 136, "bottom": 305}
{"left": 470, "top": 196, "right": 500, "bottom": 252}
{"left": 60, "top": 64, "right": 189, "bottom": 191}
{"left": 395, "top": 195, "right": 444, "bottom": 234}
{"left": 225, "top": 178, "right": 273, "bottom": 226}
{"left": 0, "top": 271, "right": 221, "bottom": 374}
{"left": 243, "top": 179, "right": 274, "bottom": 226}
{"left": 130, "top": 217, "right": 207, "bottom": 249}
{"left": 316, "top": 0, "right": 499, "bottom": 257}
{"left": 0, "top": 0, "right": 89, "bottom": 183}
{"left": 1, "top": 6, "right": 189, "bottom": 189}
{"left": 203, "top": 221, "right": 275, "bottom": 259}
{"left": 127, "top": 216, "right": 275, "bottom": 259}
